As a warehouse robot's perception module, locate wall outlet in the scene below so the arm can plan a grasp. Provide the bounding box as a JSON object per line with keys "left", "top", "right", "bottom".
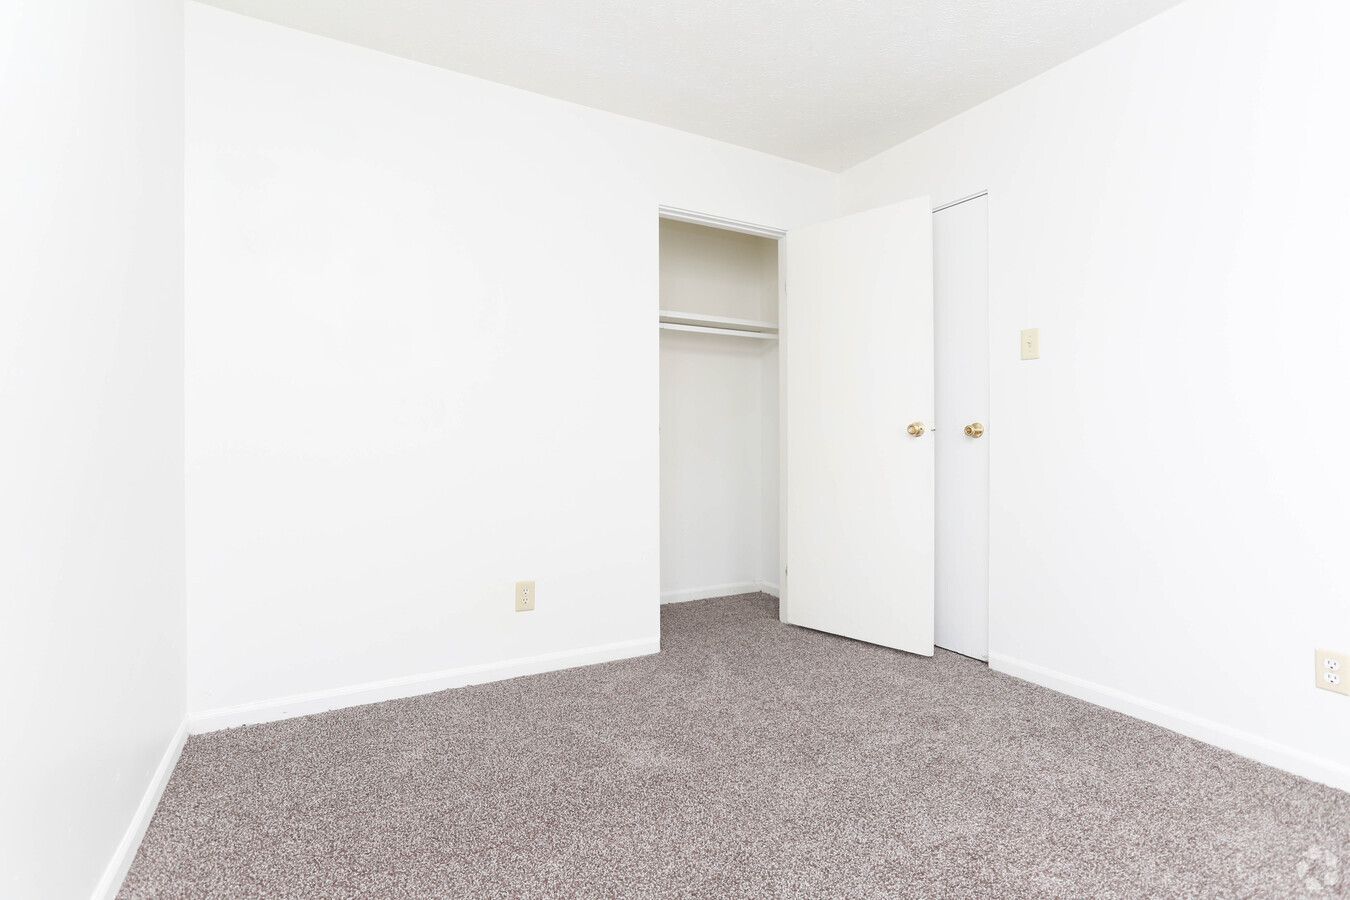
{"left": 1315, "top": 649, "right": 1348, "bottom": 696}
{"left": 515, "top": 580, "right": 535, "bottom": 612}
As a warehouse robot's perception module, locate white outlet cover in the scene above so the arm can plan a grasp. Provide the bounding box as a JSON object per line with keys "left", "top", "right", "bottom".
{"left": 1315, "top": 649, "right": 1349, "bottom": 696}
{"left": 515, "top": 580, "right": 536, "bottom": 612}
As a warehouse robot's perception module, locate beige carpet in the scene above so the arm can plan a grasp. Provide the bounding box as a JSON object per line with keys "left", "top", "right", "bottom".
{"left": 121, "top": 593, "right": 1348, "bottom": 898}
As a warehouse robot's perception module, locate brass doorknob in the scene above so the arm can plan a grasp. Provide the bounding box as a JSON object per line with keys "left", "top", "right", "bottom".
{"left": 964, "top": 422, "right": 985, "bottom": 438}
{"left": 906, "top": 422, "right": 925, "bottom": 437}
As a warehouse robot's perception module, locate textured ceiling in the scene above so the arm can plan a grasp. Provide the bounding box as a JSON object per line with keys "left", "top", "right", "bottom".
{"left": 198, "top": 0, "right": 1186, "bottom": 171}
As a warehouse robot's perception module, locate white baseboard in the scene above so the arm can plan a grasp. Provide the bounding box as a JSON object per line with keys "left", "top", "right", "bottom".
{"left": 661, "top": 581, "right": 780, "bottom": 604}
{"left": 989, "top": 653, "right": 1350, "bottom": 793}
{"left": 189, "top": 636, "right": 659, "bottom": 733}
{"left": 91, "top": 721, "right": 188, "bottom": 900}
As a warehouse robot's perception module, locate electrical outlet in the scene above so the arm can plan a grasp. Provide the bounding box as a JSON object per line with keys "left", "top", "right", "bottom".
{"left": 1315, "top": 649, "right": 1348, "bottom": 696}
{"left": 515, "top": 580, "right": 535, "bottom": 612}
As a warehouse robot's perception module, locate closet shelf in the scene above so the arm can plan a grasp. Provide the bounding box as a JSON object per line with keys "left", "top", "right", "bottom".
{"left": 660, "top": 322, "right": 778, "bottom": 340}
{"left": 658, "top": 309, "right": 779, "bottom": 339}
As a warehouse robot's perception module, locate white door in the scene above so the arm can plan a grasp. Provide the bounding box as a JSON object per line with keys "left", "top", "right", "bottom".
{"left": 781, "top": 197, "right": 934, "bottom": 655}
{"left": 934, "top": 194, "right": 989, "bottom": 660}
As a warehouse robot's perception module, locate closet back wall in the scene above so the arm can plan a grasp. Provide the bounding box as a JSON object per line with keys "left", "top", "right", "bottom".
{"left": 184, "top": 3, "right": 835, "bottom": 721}
{"left": 659, "top": 221, "right": 780, "bottom": 603}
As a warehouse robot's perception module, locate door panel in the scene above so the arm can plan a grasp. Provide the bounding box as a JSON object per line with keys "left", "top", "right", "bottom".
{"left": 781, "top": 198, "right": 934, "bottom": 655}
{"left": 934, "top": 195, "right": 990, "bottom": 660}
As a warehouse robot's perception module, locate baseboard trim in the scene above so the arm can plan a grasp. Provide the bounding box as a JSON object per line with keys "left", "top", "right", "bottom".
{"left": 189, "top": 636, "right": 660, "bottom": 733}
{"left": 989, "top": 653, "right": 1350, "bottom": 793}
{"left": 91, "top": 720, "right": 188, "bottom": 900}
{"left": 661, "top": 581, "right": 779, "bottom": 604}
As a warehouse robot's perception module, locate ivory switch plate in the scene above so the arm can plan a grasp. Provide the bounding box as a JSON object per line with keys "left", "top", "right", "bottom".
{"left": 1316, "top": 649, "right": 1348, "bottom": 695}
{"left": 515, "top": 580, "right": 535, "bottom": 612}
{"left": 1020, "top": 328, "right": 1040, "bottom": 360}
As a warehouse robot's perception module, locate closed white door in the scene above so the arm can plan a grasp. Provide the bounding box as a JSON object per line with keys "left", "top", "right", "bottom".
{"left": 781, "top": 197, "right": 934, "bottom": 655}
{"left": 933, "top": 195, "right": 989, "bottom": 660}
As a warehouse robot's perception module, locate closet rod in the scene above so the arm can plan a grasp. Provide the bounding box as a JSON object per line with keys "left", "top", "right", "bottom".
{"left": 659, "top": 322, "right": 779, "bottom": 340}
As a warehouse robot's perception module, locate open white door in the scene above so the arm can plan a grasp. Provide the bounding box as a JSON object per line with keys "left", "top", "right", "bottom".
{"left": 781, "top": 197, "right": 934, "bottom": 655}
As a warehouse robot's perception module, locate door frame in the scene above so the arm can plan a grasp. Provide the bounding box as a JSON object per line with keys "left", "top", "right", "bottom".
{"left": 658, "top": 205, "right": 787, "bottom": 241}
{"left": 655, "top": 204, "right": 789, "bottom": 612}
{"left": 932, "top": 190, "right": 989, "bottom": 215}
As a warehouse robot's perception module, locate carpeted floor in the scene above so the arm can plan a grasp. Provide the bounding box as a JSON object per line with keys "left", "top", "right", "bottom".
{"left": 122, "top": 593, "right": 1348, "bottom": 898}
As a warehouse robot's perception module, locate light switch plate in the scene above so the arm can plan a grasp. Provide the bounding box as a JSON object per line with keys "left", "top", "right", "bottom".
{"left": 515, "top": 580, "right": 535, "bottom": 612}
{"left": 1316, "top": 648, "right": 1348, "bottom": 695}
{"left": 1021, "top": 328, "right": 1040, "bottom": 360}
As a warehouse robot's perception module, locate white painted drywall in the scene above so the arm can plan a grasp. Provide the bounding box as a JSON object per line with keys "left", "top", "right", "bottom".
{"left": 841, "top": 0, "right": 1350, "bottom": 787}
{"left": 184, "top": 3, "right": 835, "bottom": 717}
{"left": 659, "top": 221, "right": 779, "bottom": 601}
{"left": 0, "top": 2, "right": 186, "bottom": 897}
{"left": 659, "top": 220, "right": 779, "bottom": 322}
{"left": 759, "top": 341, "right": 780, "bottom": 593}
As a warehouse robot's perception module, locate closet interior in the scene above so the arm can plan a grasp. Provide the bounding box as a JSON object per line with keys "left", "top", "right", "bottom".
{"left": 658, "top": 216, "right": 781, "bottom": 604}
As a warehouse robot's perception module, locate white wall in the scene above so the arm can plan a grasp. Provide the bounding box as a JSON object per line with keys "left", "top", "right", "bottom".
{"left": 0, "top": 2, "right": 186, "bottom": 898}
{"left": 760, "top": 340, "right": 780, "bottom": 592}
{"left": 185, "top": 3, "right": 835, "bottom": 720}
{"left": 659, "top": 220, "right": 779, "bottom": 321}
{"left": 841, "top": 0, "right": 1350, "bottom": 788}
{"left": 659, "top": 221, "right": 779, "bottom": 601}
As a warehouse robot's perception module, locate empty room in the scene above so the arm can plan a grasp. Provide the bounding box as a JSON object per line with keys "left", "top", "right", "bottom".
{"left": 5, "top": 0, "right": 1349, "bottom": 897}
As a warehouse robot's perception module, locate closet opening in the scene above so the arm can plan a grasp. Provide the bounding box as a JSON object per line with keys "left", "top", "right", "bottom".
{"left": 657, "top": 210, "right": 784, "bottom": 607}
